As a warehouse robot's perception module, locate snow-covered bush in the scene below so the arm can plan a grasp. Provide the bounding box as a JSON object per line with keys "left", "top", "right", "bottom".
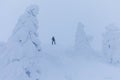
{"left": 102, "top": 24, "right": 120, "bottom": 64}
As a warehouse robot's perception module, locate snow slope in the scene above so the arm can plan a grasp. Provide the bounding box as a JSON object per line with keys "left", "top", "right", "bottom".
{"left": 29, "top": 44, "right": 120, "bottom": 80}
{"left": 37, "top": 45, "right": 120, "bottom": 80}
{"left": 1, "top": 43, "right": 120, "bottom": 80}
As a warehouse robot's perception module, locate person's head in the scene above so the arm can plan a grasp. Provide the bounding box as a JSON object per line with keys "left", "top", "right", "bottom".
{"left": 26, "top": 5, "right": 39, "bottom": 17}
{"left": 52, "top": 36, "right": 55, "bottom": 38}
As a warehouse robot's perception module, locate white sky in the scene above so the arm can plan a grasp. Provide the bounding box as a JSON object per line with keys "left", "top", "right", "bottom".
{"left": 0, "top": 0, "right": 120, "bottom": 51}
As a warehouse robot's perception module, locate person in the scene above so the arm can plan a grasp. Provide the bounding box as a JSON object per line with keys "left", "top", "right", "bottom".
{"left": 52, "top": 36, "right": 56, "bottom": 45}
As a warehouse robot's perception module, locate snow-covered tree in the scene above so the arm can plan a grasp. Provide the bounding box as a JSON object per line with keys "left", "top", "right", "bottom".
{"left": 0, "top": 5, "right": 41, "bottom": 80}
{"left": 0, "top": 42, "right": 6, "bottom": 51}
{"left": 9, "top": 4, "right": 41, "bottom": 51}
{"left": 102, "top": 24, "right": 120, "bottom": 64}
{"left": 75, "top": 22, "right": 93, "bottom": 53}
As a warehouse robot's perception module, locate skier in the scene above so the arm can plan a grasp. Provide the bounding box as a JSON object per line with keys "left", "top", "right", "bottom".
{"left": 52, "top": 36, "right": 56, "bottom": 45}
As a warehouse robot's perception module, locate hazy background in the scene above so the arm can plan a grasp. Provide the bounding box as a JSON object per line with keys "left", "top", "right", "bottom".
{"left": 0, "top": 0, "right": 120, "bottom": 52}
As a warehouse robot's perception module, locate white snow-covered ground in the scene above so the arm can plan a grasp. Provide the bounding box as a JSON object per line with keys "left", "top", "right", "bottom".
{"left": 41, "top": 45, "right": 120, "bottom": 80}
{"left": 1, "top": 44, "right": 120, "bottom": 80}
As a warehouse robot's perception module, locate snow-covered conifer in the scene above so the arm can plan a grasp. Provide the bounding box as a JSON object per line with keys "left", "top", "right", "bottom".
{"left": 8, "top": 4, "right": 41, "bottom": 52}
{"left": 0, "top": 5, "right": 41, "bottom": 80}
{"left": 75, "top": 22, "right": 92, "bottom": 53}
{"left": 102, "top": 24, "right": 120, "bottom": 64}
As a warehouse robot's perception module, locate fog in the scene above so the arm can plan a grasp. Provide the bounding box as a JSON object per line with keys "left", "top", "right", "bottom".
{"left": 0, "top": 0, "right": 120, "bottom": 51}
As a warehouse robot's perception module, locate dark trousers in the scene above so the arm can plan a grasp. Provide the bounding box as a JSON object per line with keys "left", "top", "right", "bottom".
{"left": 52, "top": 41, "right": 56, "bottom": 45}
